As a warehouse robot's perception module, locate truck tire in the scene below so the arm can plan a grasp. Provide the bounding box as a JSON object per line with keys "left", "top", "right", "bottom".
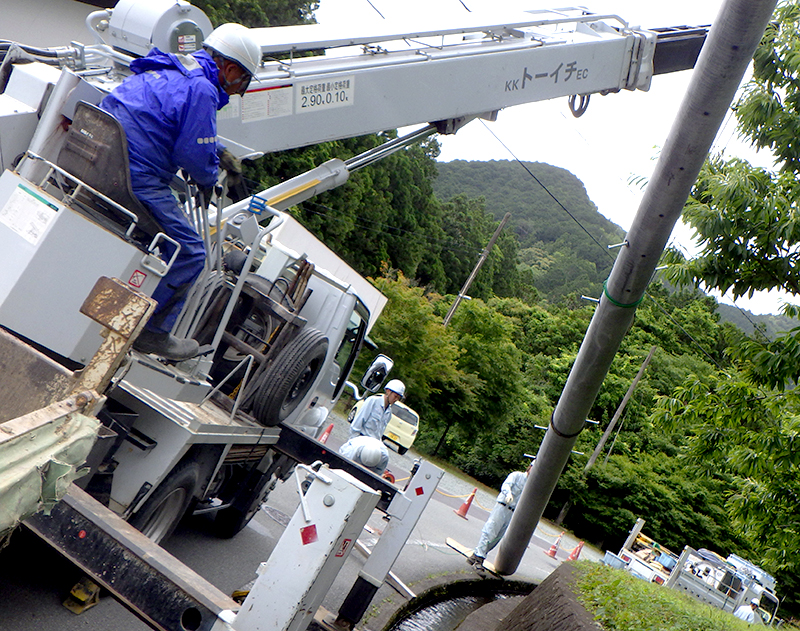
{"left": 213, "top": 473, "right": 273, "bottom": 539}
{"left": 209, "top": 284, "right": 291, "bottom": 389}
{"left": 129, "top": 461, "right": 200, "bottom": 544}
{"left": 251, "top": 328, "right": 328, "bottom": 426}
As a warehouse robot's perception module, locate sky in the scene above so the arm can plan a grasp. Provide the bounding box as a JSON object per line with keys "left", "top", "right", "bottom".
{"left": 315, "top": 0, "right": 788, "bottom": 314}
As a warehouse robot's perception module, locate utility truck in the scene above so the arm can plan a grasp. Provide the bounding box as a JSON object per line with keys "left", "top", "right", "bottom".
{"left": 604, "top": 518, "right": 782, "bottom": 626}
{"left": 0, "top": 1, "right": 707, "bottom": 628}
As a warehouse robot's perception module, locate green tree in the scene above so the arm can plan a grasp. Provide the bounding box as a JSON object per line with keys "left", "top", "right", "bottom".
{"left": 193, "top": 0, "right": 316, "bottom": 27}
{"left": 364, "top": 272, "right": 474, "bottom": 448}
{"left": 245, "top": 134, "right": 448, "bottom": 289}
{"left": 665, "top": 2, "right": 800, "bottom": 306}
{"left": 659, "top": 1, "right": 800, "bottom": 612}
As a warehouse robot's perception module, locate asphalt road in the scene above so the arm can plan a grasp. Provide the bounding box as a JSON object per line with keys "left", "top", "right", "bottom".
{"left": 0, "top": 416, "right": 597, "bottom": 631}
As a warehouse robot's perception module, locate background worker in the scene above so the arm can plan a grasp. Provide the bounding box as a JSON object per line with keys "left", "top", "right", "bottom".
{"left": 100, "top": 24, "right": 261, "bottom": 361}
{"left": 349, "top": 379, "right": 405, "bottom": 441}
{"left": 339, "top": 436, "right": 389, "bottom": 475}
{"left": 468, "top": 461, "right": 533, "bottom": 569}
{"left": 733, "top": 599, "right": 760, "bottom": 624}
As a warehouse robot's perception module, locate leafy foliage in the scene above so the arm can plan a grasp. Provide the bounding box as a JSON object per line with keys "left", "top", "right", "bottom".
{"left": 666, "top": 157, "right": 800, "bottom": 299}
{"left": 364, "top": 271, "right": 469, "bottom": 426}
{"left": 553, "top": 452, "right": 746, "bottom": 554}
{"left": 655, "top": 1, "right": 800, "bottom": 613}
{"left": 192, "top": 0, "right": 316, "bottom": 27}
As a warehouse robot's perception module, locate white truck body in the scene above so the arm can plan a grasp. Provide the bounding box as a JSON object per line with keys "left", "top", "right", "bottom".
{"left": 610, "top": 519, "right": 781, "bottom": 626}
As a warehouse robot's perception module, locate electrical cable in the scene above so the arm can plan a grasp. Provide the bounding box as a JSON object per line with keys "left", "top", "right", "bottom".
{"left": 0, "top": 40, "right": 59, "bottom": 57}
{"left": 478, "top": 120, "right": 620, "bottom": 259}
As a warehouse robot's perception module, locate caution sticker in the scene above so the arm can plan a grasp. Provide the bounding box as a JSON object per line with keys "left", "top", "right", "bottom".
{"left": 335, "top": 538, "right": 352, "bottom": 557}
{"left": 129, "top": 270, "right": 147, "bottom": 288}
{"left": 0, "top": 183, "right": 57, "bottom": 245}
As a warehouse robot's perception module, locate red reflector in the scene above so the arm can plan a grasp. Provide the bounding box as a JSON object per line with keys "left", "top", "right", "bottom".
{"left": 78, "top": 530, "right": 87, "bottom": 539}
{"left": 654, "top": 576, "right": 665, "bottom": 585}
{"left": 415, "top": 486, "right": 424, "bottom": 496}
{"left": 300, "top": 524, "right": 319, "bottom": 545}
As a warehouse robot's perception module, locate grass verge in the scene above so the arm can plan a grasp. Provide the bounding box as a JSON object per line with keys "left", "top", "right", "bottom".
{"left": 572, "top": 561, "right": 758, "bottom": 631}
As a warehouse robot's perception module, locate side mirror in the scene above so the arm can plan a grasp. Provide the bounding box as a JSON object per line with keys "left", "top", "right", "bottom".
{"left": 343, "top": 380, "right": 360, "bottom": 400}
{"left": 361, "top": 354, "right": 394, "bottom": 393}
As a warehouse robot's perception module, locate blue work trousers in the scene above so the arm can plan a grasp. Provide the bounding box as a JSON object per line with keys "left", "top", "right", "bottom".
{"left": 134, "top": 187, "right": 206, "bottom": 334}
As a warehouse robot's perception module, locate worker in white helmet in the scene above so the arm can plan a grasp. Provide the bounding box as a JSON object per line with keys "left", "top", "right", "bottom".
{"left": 100, "top": 23, "right": 261, "bottom": 361}
{"left": 339, "top": 436, "right": 389, "bottom": 474}
{"left": 733, "top": 598, "right": 760, "bottom": 624}
{"left": 348, "top": 379, "right": 405, "bottom": 441}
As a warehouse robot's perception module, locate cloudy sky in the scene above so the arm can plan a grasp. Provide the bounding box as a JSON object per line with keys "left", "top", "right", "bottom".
{"left": 316, "top": 0, "right": 785, "bottom": 314}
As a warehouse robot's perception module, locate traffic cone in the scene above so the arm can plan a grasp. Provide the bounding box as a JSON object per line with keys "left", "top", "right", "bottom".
{"left": 318, "top": 423, "right": 334, "bottom": 444}
{"left": 454, "top": 488, "right": 477, "bottom": 520}
{"left": 545, "top": 532, "right": 564, "bottom": 558}
{"left": 567, "top": 541, "right": 584, "bottom": 561}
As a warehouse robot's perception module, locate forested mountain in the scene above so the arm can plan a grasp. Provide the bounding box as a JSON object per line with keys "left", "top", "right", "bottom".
{"left": 436, "top": 160, "right": 800, "bottom": 335}
{"left": 434, "top": 160, "right": 625, "bottom": 301}
{"left": 716, "top": 303, "right": 798, "bottom": 338}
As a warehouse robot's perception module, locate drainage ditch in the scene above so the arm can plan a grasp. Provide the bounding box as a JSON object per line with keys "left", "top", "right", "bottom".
{"left": 384, "top": 579, "right": 534, "bottom": 631}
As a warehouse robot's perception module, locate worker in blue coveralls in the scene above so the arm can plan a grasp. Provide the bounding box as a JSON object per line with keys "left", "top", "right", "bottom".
{"left": 349, "top": 379, "right": 406, "bottom": 441}
{"left": 468, "top": 461, "right": 533, "bottom": 569}
{"left": 100, "top": 24, "right": 261, "bottom": 361}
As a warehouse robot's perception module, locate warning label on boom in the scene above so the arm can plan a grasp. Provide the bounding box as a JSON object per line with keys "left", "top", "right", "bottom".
{"left": 296, "top": 76, "right": 355, "bottom": 113}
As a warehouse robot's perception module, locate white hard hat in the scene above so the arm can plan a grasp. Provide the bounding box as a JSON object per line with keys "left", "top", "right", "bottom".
{"left": 385, "top": 379, "right": 405, "bottom": 397}
{"left": 358, "top": 440, "right": 384, "bottom": 468}
{"left": 204, "top": 23, "right": 261, "bottom": 77}
{"left": 751, "top": 598, "right": 760, "bottom": 606}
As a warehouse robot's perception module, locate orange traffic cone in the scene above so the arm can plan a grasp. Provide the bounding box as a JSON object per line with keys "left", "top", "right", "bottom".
{"left": 318, "top": 423, "right": 334, "bottom": 444}
{"left": 454, "top": 488, "right": 477, "bottom": 520}
{"left": 567, "top": 541, "right": 584, "bottom": 561}
{"left": 545, "top": 532, "right": 564, "bottom": 558}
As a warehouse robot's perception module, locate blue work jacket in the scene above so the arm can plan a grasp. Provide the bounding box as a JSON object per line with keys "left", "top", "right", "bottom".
{"left": 100, "top": 48, "right": 229, "bottom": 190}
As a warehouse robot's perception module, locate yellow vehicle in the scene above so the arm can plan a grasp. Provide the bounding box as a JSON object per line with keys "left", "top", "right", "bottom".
{"left": 347, "top": 399, "right": 420, "bottom": 455}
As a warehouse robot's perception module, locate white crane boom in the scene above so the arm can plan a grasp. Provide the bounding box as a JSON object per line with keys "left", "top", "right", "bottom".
{"left": 217, "top": 7, "right": 655, "bottom": 155}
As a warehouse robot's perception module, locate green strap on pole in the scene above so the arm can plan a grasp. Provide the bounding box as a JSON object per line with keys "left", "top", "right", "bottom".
{"left": 603, "top": 280, "right": 644, "bottom": 309}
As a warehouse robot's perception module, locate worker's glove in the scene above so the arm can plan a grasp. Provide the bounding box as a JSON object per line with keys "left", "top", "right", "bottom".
{"left": 218, "top": 147, "right": 243, "bottom": 186}
{"left": 218, "top": 147, "right": 251, "bottom": 202}
{"left": 504, "top": 493, "right": 513, "bottom": 505}
{"left": 196, "top": 184, "right": 216, "bottom": 207}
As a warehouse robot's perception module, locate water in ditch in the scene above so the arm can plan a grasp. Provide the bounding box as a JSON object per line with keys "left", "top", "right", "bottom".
{"left": 385, "top": 580, "right": 533, "bottom": 631}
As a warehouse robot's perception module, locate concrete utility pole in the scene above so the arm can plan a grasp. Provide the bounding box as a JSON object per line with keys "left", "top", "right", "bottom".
{"left": 584, "top": 345, "right": 657, "bottom": 473}
{"left": 443, "top": 212, "right": 511, "bottom": 327}
{"left": 494, "top": 0, "right": 778, "bottom": 576}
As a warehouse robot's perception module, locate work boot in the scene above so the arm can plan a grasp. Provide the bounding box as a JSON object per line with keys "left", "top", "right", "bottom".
{"left": 467, "top": 553, "right": 484, "bottom": 568}
{"left": 133, "top": 329, "right": 200, "bottom": 361}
